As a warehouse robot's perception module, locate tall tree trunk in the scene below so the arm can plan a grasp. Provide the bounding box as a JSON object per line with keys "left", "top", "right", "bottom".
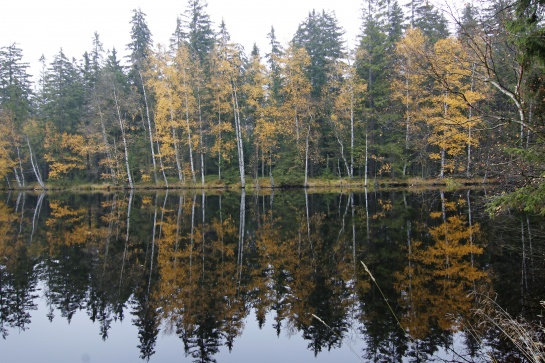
{"left": 16, "top": 146, "right": 25, "bottom": 187}
{"left": 183, "top": 82, "right": 196, "bottom": 185}
{"left": 269, "top": 153, "right": 274, "bottom": 188}
{"left": 171, "top": 126, "right": 183, "bottom": 183}
{"left": 364, "top": 131, "right": 369, "bottom": 187}
{"left": 166, "top": 96, "right": 183, "bottom": 183}
{"left": 27, "top": 137, "right": 45, "bottom": 189}
{"left": 440, "top": 149, "right": 445, "bottom": 179}
{"left": 467, "top": 62, "right": 476, "bottom": 178}
{"left": 95, "top": 93, "right": 116, "bottom": 182}
{"left": 154, "top": 122, "right": 169, "bottom": 188}
{"left": 197, "top": 87, "right": 205, "bottom": 187}
{"left": 403, "top": 73, "right": 410, "bottom": 177}
{"left": 232, "top": 84, "right": 245, "bottom": 188}
{"left": 350, "top": 91, "right": 355, "bottom": 179}
{"left": 304, "top": 124, "right": 310, "bottom": 187}
{"left": 12, "top": 168, "right": 21, "bottom": 188}
{"left": 112, "top": 86, "right": 133, "bottom": 189}
{"left": 139, "top": 71, "right": 158, "bottom": 185}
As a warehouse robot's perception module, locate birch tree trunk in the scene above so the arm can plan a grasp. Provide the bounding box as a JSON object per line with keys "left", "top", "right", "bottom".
{"left": 232, "top": 84, "right": 245, "bottom": 188}
{"left": 183, "top": 80, "right": 197, "bottom": 185}
{"left": 197, "top": 87, "right": 205, "bottom": 187}
{"left": 16, "top": 146, "right": 25, "bottom": 187}
{"left": 27, "top": 137, "right": 45, "bottom": 189}
{"left": 304, "top": 124, "right": 310, "bottom": 187}
{"left": 113, "top": 86, "right": 133, "bottom": 189}
{"left": 139, "top": 71, "right": 158, "bottom": 185}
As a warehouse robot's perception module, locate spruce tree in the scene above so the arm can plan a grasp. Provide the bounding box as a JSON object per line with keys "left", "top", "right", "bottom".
{"left": 266, "top": 26, "right": 283, "bottom": 103}
{"left": 41, "top": 49, "right": 84, "bottom": 133}
{"left": 0, "top": 43, "right": 32, "bottom": 125}
{"left": 292, "top": 9, "right": 345, "bottom": 97}
{"left": 183, "top": 0, "right": 215, "bottom": 64}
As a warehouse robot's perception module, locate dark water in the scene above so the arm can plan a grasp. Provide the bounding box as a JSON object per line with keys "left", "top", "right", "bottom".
{"left": 0, "top": 189, "right": 543, "bottom": 362}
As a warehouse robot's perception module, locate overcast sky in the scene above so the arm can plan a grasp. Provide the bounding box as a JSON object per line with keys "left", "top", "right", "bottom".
{"left": 1, "top": 0, "right": 368, "bottom": 78}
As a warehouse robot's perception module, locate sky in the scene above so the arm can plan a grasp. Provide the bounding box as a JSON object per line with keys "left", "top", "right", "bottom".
{"left": 0, "top": 0, "right": 366, "bottom": 78}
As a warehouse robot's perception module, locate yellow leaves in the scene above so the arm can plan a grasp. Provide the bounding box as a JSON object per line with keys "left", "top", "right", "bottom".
{"left": 0, "top": 111, "right": 20, "bottom": 180}
{"left": 44, "top": 131, "right": 87, "bottom": 180}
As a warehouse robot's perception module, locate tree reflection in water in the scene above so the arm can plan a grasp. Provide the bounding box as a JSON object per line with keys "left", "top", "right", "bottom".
{"left": 0, "top": 189, "right": 543, "bottom": 362}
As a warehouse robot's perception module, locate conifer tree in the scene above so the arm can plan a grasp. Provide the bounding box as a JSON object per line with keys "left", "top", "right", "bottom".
{"left": 183, "top": 0, "right": 215, "bottom": 65}
{"left": 0, "top": 43, "right": 32, "bottom": 126}
{"left": 292, "top": 9, "right": 345, "bottom": 97}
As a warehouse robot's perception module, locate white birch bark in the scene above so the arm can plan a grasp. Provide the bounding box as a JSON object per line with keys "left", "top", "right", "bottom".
{"left": 112, "top": 85, "right": 133, "bottom": 189}
{"left": 232, "top": 84, "right": 245, "bottom": 188}
{"left": 139, "top": 71, "right": 158, "bottom": 185}
{"left": 27, "top": 137, "right": 45, "bottom": 189}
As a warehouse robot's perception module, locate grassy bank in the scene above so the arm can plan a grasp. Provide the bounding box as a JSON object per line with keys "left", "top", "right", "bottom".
{"left": 1, "top": 176, "right": 498, "bottom": 193}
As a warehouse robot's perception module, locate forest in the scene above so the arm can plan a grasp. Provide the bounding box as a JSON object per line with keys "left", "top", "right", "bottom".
{"left": 0, "top": 0, "right": 544, "bottom": 209}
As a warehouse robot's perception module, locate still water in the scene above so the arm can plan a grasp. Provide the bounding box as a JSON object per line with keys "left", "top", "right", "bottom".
{"left": 0, "top": 189, "right": 543, "bottom": 362}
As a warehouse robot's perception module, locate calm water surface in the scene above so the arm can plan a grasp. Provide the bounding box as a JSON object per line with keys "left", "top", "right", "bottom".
{"left": 0, "top": 189, "right": 543, "bottom": 362}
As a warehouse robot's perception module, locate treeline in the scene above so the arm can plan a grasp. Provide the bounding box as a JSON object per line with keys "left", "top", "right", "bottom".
{"left": 0, "top": 0, "right": 543, "bottom": 189}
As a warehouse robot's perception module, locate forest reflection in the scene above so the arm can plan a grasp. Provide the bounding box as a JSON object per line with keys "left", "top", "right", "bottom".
{"left": 0, "top": 189, "right": 543, "bottom": 362}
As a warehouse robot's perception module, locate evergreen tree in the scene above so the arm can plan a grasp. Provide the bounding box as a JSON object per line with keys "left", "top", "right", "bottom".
{"left": 292, "top": 9, "right": 345, "bottom": 97}
{"left": 0, "top": 43, "right": 32, "bottom": 125}
{"left": 170, "top": 16, "right": 186, "bottom": 52}
{"left": 266, "top": 26, "right": 283, "bottom": 103}
{"left": 407, "top": 0, "right": 449, "bottom": 43}
{"left": 183, "top": 0, "right": 215, "bottom": 64}
{"left": 41, "top": 49, "right": 84, "bottom": 134}
{"left": 127, "top": 8, "right": 153, "bottom": 69}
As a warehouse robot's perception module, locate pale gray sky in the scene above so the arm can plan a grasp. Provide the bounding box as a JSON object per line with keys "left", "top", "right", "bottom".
{"left": 1, "top": 0, "right": 365, "bottom": 78}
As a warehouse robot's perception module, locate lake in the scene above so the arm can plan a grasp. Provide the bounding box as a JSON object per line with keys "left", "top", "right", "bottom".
{"left": 0, "top": 188, "right": 543, "bottom": 362}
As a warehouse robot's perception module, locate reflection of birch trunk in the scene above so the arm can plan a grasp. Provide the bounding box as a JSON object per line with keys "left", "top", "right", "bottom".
{"left": 139, "top": 71, "right": 158, "bottom": 185}
{"left": 440, "top": 190, "right": 449, "bottom": 274}
{"left": 174, "top": 194, "right": 184, "bottom": 263}
{"left": 17, "top": 193, "right": 25, "bottom": 235}
{"left": 189, "top": 193, "right": 196, "bottom": 281}
{"left": 202, "top": 192, "right": 206, "bottom": 280}
{"left": 527, "top": 216, "right": 534, "bottom": 282}
{"left": 365, "top": 187, "right": 370, "bottom": 242}
{"left": 120, "top": 190, "right": 134, "bottom": 289}
{"left": 148, "top": 193, "right": 159, "bottom": 295}
{"left": 304, "top": 189, "right": 315, "bottom": 264}
{"left": 112, "top": 85, "right": 133, "bottom": 189}
{"left": 103, "top": 194, "right": 116, "bottom": 276}
{"left": 30, "top": 192, "right": 45, "bottom": 244}
{"left": 219, "top": 195, "right": 224, "bottom": 266}
{"left": 27, "top": 137, "right": 45, "bottom": 189}
{"left": 337, "top": 194, "right": 350, "bottom": 241}
{"left": 467, "top": 190, "right": 474, "bottom": 268}
{"left": 521, "top": 218, "right": 527, "bottom": 295}
{"left": 237, "top": 190, "right": 246, "bottom": 286}
{"left": 350, "top": 193, "right": 356, "bottom": 274}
